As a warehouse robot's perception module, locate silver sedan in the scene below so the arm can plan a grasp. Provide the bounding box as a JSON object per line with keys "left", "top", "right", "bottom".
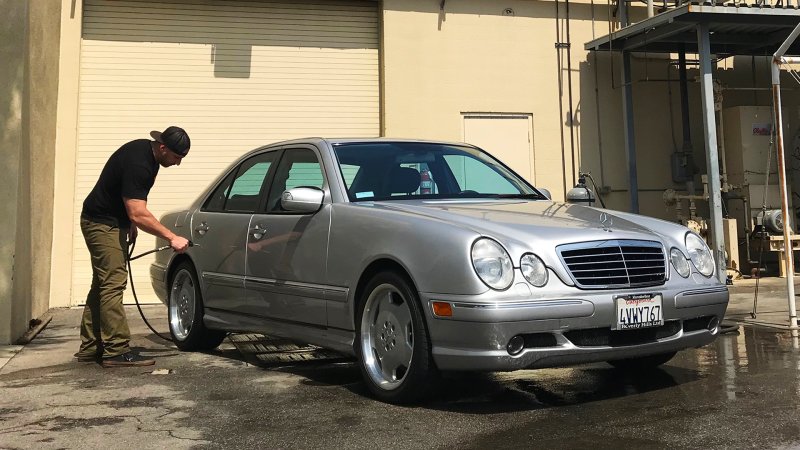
{"left": 151, "top": 138, "right": 729, "bottom": 403}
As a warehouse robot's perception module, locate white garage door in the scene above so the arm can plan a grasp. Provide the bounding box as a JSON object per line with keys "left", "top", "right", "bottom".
{"left": 73, "top": 0, "right": 379, "bottom": 304}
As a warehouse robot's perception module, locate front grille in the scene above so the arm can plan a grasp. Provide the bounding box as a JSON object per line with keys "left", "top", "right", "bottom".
{"left": 558, "top": 240, "right": 667, "bottom": 289}
{"left": 563, "top": 321, "right": 681, "bottom": 347}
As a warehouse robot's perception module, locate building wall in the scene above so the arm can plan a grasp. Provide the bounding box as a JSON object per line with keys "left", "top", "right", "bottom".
{"left": 50, "top": 0, "right": 82, "bottom": 309}
{"left": 28, "top": 0, "right": 62, "bottom": 330}
{"left": 381, "top": 0, "right": 573, "bottom": 200}
{"left": 0, "top": 0, "right": 28, "bottom": 344}
{"left": 0, "top": 0, "right": 61, "bottom": 344}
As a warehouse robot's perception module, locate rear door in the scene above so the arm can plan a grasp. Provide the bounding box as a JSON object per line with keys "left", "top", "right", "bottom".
{"left": 191, "top": 150, "right": 279, "bottom": 312}
{"left": 244, "top": 146, "right": 331, "bottom": 326}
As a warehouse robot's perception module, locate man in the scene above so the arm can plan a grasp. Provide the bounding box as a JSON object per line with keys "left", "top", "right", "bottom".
{"left": 76, "top": 126, "right": 191, "bottom": 367}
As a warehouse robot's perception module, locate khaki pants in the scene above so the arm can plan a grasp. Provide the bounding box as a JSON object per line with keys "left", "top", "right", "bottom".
{"left": 78, "top": 217, "right": 131, "bottom": 358}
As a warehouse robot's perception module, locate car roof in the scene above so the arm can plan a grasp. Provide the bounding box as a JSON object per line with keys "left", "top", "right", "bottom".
{"left": 248, "top": 137, "right": 474, "bottom": 152}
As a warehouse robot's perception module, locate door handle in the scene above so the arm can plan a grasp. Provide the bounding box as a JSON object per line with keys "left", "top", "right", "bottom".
{"left": 251, "top": 224, "right": 266, "bottom": 240}
{"left": 195, "top": 222, "right": 210, "bottom": 235}
{"left": 250, "top": 224, "right": 267, "bottom": 241}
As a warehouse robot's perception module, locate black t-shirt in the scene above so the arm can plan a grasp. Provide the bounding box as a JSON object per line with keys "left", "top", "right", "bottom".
{"left": 82, "top": 139, "right": 159, "bottom": 228}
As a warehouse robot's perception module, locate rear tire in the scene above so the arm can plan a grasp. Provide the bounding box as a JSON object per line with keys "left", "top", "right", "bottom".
{"left": 356, "top": 271, "right": 438, "bottom": 404}
{"left": 168, "top": 261, "right": 226, "bottom": 351}
{"left": 608, "top": 351, "right": 677, "bottom": 371}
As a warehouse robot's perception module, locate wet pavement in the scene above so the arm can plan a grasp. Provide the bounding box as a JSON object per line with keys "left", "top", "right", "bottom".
{"left": 1, "top": 306, "right": 800, "bottom": 449}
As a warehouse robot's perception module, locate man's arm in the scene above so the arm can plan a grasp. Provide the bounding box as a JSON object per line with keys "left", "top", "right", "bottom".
{"left": 123, "top": 198, "right": 189, "bottom": 252}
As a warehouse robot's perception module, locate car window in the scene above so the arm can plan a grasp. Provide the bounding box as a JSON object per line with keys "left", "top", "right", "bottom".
{"left": 333, "top": 142, "right": 542, "bottom": 202}
{"left": 340, "top": 163, "right": 359, "bottom": 186}
{"left": 265, "top": 148, "right": 324, "bottom": 213}
{"left": 204, "top": 151, "right": 277, "bottom": 213}
{"left": 204, "top": 170, "right": 236, "bottom": 211}
{"left": 443, "top": 154, "right": 518, "bottom": 194}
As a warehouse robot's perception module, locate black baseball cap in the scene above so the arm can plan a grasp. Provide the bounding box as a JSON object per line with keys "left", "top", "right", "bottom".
{"left": 150, "top": 126, "right": 191, "bottom": 156}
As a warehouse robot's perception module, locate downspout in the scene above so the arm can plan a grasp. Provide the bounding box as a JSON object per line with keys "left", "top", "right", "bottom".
{"left": 566, "top": 0, "right": 577, "bottom": 189}
{"left": 772, "top": 23, "right": 800, "bottom": 330}
{"left": 679, "top": 48, "right": 696, "bottom": 195}
{"left": 555, "top": 0, "right": 569, "bottom": 199}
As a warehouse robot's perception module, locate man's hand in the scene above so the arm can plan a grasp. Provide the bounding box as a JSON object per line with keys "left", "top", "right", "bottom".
{"left": 128, "top": 226, "right": 138, "bottom": 244}
{"left": 170, "top": 235, "right": 190, "bottom": 253}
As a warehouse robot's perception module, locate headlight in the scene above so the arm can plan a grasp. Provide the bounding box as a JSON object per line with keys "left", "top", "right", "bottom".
{"left": 471, "top": 238, "right": 514, "bottom": 290}
{"left": 520, "top": 254, "right": 548, "bottom": 287}
{"left": 685, "top": 232, "right": 714, "bottom": 277}
{"left": 670, "top": 247, "right": 691, "bottom": 278}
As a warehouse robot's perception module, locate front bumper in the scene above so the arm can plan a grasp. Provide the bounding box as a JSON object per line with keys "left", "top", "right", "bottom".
{"left": 421, "top": 285, "right": 729, "bottom": 371}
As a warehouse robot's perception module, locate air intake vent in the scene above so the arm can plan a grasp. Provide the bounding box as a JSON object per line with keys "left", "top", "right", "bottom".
{"left": 558, "top": 240, "right": 666, "bottom": 289}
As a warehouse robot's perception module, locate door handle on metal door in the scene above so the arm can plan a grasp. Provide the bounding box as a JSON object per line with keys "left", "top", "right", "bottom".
{"left": 251, "top": 224, "right": 266, "bottom": 241}
{"left": 195, "top": 222, "right": 209, "bottom": 235}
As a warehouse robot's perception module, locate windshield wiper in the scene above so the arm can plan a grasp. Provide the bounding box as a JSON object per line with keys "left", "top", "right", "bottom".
{"left": 492, "top": 193, "right": 545, "bottom": 200}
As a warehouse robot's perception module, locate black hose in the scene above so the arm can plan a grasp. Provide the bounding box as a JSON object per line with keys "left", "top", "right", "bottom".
{"left": 127, "top": 241, "right": 173, "bottom": 342}
{"left": 719, "top": 320, "right": 740, "bottom": 335}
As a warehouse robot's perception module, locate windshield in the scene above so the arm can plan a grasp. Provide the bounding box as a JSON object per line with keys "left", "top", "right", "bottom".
{"left": 332, "top": 142, "right": 547, "bottom": 202}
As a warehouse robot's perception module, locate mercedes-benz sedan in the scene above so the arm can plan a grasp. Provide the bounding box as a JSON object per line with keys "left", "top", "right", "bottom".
{"left": 151, "top": 138, "right": 729, "bottom": 403}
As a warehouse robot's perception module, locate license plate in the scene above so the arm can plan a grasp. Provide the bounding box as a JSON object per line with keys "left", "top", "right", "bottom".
{"left": 614, "top": 294, "right": 663, "bottom": 330}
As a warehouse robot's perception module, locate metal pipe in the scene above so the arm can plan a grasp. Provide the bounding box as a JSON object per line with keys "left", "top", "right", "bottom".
{"left": 622, "top": 51, "right": 639, "bottom": 213}
{"left": 776, "top": 24, "right": 800, "bottom": 59}
{"left": 555, "top": 0, "right": 569, "bottom": 200}
{"left": 772, "top": 27, "right": 800, "bottom": 329}
{"left": 566, "top": 0, "right": 577, "bottom": 189}
{"left": 697, "top": 24, "right": 726, "bottom": 283}
{"left": 679, "top": 48, "right": 695, "bottom": 195}
{"left": 647, "top": 0, "right": 654, "bottom": 17}
{"left": 620, "top": 0, "right": 629, "bottom": 27}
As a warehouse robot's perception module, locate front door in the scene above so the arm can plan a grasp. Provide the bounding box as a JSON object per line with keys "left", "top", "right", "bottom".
{"left": 191, "top": 150, "right": 278, "bottom": 312}
{"left": 245, "top": 146, "right": 330, "bottom": 326}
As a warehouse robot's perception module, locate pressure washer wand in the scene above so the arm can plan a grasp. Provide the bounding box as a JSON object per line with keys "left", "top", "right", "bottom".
{"left": 128, "top": 241, "right": 197, "bottom": 261}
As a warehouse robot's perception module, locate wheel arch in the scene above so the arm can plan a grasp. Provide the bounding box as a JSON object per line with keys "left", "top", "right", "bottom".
{"left": 351, "top": 258, "right": 431, "bottom": 348}
{"left": 166, "top": 253, "right": 197, "bottom": 290}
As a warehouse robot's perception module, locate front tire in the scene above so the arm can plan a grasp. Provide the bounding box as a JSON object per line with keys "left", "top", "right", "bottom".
{"left": 356, "top": 271, "right": 438, "bottom": 404}
{"left": 168, "top": 261, "right": 226, "bottom": 351}
{"left": 608, "top": 351, "right": 677, "bottom": 371}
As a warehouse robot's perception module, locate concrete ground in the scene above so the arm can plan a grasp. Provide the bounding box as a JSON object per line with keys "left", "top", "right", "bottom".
{"left": 1, "top": 278, "right": 799, "bottom": 449}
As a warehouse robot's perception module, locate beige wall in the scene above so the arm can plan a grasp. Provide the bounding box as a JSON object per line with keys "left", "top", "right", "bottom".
{"left": 29, "top": 0, "right": 62, "bottom": 330}
{"left": 382, "top": 0, "right": 572, "bottom": 200}
{"left": 0, "top": 0, "right": 27, "bottom": 344}
{"left": 50, "top": 0, "right": 82, "bottom": 309}
{"left": 0, "top": 0, "right": 61, "bottom": 345}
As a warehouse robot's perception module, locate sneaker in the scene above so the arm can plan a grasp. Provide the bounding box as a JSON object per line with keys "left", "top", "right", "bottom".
{"left": 74, "top": 351, "right": 100, "bottom": 362}
{"left": 101, "top": 352, "right": 156, "bottom": 368}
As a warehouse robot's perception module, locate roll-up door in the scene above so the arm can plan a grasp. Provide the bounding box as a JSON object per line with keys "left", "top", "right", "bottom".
{"left": 73, "top": 0, "right": 379, "bottom": 304}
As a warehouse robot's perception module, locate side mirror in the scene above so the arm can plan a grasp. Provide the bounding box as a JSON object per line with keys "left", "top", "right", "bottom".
{"left": 281, "top": 187, "right": 324, "bottom": 213}
{"left": 538, "top": 188, "right": 552, "bottom": 200}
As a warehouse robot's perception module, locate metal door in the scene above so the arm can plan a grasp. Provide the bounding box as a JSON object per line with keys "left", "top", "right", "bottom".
{"left": 191, "top": 150, "right": 279, "bottom": 312}
{"left": 245, "top": 147, "right": 331, "bottom": 326}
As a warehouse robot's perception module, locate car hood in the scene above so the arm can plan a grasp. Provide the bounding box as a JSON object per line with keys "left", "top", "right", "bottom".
{"left": 370, "top": 199, "right": 673, "bottom": 251}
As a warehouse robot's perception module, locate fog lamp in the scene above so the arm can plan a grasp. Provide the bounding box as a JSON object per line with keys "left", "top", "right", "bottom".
{"left": 507, "top": 335, "right": 525, "bottom": 355}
